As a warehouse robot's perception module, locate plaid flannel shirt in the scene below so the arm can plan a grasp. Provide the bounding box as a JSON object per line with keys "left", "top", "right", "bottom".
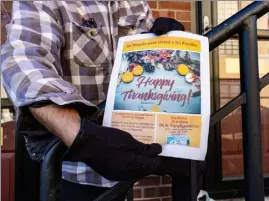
{"left": 1, "top": 1, "right": 153, "bottom": 187}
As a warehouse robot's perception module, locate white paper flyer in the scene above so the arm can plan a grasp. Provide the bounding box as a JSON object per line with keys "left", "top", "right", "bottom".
{"left": 103, "top": 31, "right": 210, "bottom": 161}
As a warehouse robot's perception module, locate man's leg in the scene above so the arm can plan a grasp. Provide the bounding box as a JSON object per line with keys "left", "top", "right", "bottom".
{"left": 61, "top": 179, "right": 126, "bottom": 201}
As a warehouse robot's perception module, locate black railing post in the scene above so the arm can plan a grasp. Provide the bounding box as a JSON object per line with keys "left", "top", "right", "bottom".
{"left": 239, "top": 15, "right": 264, "bottom": 201}
{"left": 172, "top": 175, "right": 191, "bottom": 201}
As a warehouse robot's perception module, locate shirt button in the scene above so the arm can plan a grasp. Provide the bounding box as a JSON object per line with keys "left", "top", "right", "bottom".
{"left": 87, "top": 29, "right": 98, "bottom": 36}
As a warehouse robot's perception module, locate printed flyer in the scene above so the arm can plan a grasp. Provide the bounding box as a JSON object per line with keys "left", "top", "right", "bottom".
{"left": 103, "top": 31, "right": 210, "bottom": 161}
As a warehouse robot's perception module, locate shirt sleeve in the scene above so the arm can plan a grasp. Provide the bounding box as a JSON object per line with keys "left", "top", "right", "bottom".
{"left": 118, "top": 1, "right": 155, "bottom": 36}
{"left": 134, "top": 1, "right": 155, "bottom": 33}
{"left": 0, "top": 1, "right": 96, "bottom": 109}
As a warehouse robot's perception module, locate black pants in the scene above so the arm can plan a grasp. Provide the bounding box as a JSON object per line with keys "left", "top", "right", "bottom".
{"left": 61, "top": 180, "right": 126, "bottom": 201}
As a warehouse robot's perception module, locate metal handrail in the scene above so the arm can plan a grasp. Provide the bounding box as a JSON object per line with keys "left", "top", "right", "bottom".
{"left": 94, "top": 2, "right": 269, "bottom": 201}
{"left": 205, "top": 1, "right": 269, "bottom": 51}
{"left": 231, "top": 29, "right": 269, "bottom": 40}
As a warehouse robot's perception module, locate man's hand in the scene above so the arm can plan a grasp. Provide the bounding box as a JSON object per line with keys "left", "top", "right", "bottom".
{"left": 149, "top": 17, "right": 185, "bottom": 35}
{"left": 29, "top": 104, "right": 162, "bottom": 181}
{"left": 62, "top": 119, "right": 162, "bottom": 181}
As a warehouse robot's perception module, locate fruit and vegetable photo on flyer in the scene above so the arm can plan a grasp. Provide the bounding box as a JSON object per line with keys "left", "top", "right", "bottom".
{"left": 114, "top": 49, "right": 201, "bottom": 114}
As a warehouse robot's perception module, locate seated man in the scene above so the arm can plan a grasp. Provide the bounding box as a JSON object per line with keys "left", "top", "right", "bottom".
{"left": 1, "top": 1, "right": 201, "bottom": 201}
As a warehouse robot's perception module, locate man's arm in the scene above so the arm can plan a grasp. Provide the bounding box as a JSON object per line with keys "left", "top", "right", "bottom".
{"left": 118, "top": 1, "right": 184, "bottom": 36}
{"left": 1, "top": 2, "right": 96, "bottom": 146}
{"left": 118, "top": 1, "right": 154, "bottom": 36}
{"left": 29, "top": 105, "right": 80, "bottom": 147}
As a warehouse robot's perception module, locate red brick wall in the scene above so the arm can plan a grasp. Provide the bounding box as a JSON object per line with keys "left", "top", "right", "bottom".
{"left": 1, "top": 1, "right": 192, "bottom": 200}
{"left": 149, "top": 1, "right": 192, "bottom": 31}
{"left": 133, "top": 176, "right": 172, "bottom": 201}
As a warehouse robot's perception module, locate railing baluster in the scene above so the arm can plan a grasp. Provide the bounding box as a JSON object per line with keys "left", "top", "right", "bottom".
{"left": 239, "top": 15, "right": 264, "bottom": 201}
{"left": 190, "top": 161, "right": 197, "bottom": 201}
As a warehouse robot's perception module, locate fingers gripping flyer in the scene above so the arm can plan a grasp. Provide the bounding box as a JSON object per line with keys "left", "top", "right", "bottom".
{"left": 103, "top": 31, "right": 210, "bottom": 161}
